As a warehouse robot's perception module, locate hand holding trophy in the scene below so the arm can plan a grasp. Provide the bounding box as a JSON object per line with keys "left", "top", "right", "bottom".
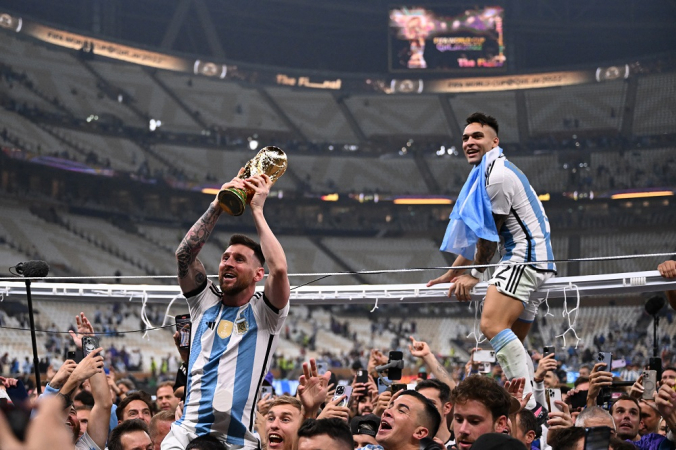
{"left": 218, "top": 146, "right": 287, "bottom": 216}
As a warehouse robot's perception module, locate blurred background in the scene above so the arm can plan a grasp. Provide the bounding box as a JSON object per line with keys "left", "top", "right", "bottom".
{"left": 0, "top": 0, "right": 674, "bottom": 387}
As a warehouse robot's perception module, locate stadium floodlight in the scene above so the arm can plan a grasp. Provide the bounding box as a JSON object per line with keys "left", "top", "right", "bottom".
{"left": 149, "top": 119, "right": 162, "bottom": 131}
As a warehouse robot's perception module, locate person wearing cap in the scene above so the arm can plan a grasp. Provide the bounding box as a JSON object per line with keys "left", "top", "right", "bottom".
{"left": 352, "top": 414, "right": 382, "bottom": 449}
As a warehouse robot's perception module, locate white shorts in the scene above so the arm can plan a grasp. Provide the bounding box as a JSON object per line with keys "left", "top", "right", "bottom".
{"left": 161, "top": 426, "right": 196, "bottom": 450}
{"left": 484, "top": 263, "right": 554, "bottom": 322}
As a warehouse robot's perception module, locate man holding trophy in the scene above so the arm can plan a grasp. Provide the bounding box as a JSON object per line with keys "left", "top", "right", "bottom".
{"left": 164, "top": 147, "right": 290, "bottom": 450}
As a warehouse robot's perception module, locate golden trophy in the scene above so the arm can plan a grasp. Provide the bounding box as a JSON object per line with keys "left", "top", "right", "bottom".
{"left": 218, "top": 146, "right": 287, "bottom": 216}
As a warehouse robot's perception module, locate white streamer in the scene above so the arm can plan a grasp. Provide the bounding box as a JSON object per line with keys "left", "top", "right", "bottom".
{"left": 467, "top": 298, "right": 488, "bottom": 347}
{"left": 162, "top": 293, "right": 185, "bottom": 328}
{"left": 555, "top": 284, "right": 582, "bottom": 349}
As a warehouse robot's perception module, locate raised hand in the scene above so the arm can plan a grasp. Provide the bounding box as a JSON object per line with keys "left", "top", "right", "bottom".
{"left": 48, "top": 359, "right": 77, "bottom": 390}
{"left": 297, "top": 359, "right": 331, "bottom": 416}
{"left": 70, "top": 348, "right": 105, "bottom": 384}
{"left": 68, "top": 312, "right": 94, "bottom": 350}
{"left": 317, "top": 396, "right": 350, "bottom": 422}
{"left": 587, "top": 362, "right": 613, "bottom": 407}
{"left": 504, "top": 377, "right": 532, "bottom": 412}
{"left": 534, "top": 353, "right": 557, "bottom": 383}
{"left": 408, "top": 336, "right": 431, "bottom": 359}
{"left": 244, "top": 174, "right": 272, "bottom": 211}
{"left": 547, "top": 401, "right": 574, "bottom": 429}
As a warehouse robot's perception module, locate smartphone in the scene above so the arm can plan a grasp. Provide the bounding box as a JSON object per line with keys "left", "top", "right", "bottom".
{"left": 81, "top": 336, "right": 100, "bottom": 357}
{"left": 597, "top": 352, "right": 612, "bottom": 370}
{"left": 66, "top": 351, "right": 76, "bottom": 360}
{"left": 390, "top": 383, "right": 407, "bottom": 395}
{"left": 474, "top": 350, "right": 496, "bottom": 363}
{"left": 642, "top": 370, "right": 657, "bottom": 400}
{"left": 613, "top": 359, "right": 627, "bottom": 369}
{"left": 175, "top": 314, "right": 191, "bottom": 350}
{"left": 388, "top": 351, "right": 403, "bottom": 380}
{"left": 543, "top": 346, "right": 555, "bottom": 358}
{"left": 260, "top": 385, "right": 274, "bottom": 398}
{"left": 333, "top": 385, "right": 352, "bottom": 407}
{"left": 479, "top": 362, "right": 492, "bottom": 374}
{"left": 356, "top": 369, "right": 369, "bottom": 384}
{"left": 547, "top": 388, "right": 563, "bottom": 413}
{"left": 584, "top": 426, "right": 612, "bottom": 450}
{"left": 377, "top": 377, "right": 388, "bottom": 395}
{"left": 316, "top": 362, "right": 328, "bottom": 376}
{"left": 418, "top": 371, "right": 428, "bottom": 380}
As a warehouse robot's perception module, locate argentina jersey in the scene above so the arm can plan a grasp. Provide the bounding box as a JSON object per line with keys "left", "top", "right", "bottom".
{"left": 485, "top": 153, "right": 556, "bottom": 273}
{"left": 173, "top": 280, "right": 288, "bottom": 449}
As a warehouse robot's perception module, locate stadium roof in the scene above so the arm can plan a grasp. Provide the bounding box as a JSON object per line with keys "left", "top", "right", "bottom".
{"left": 1, "top": 0, "right": 675, "bottom": 74}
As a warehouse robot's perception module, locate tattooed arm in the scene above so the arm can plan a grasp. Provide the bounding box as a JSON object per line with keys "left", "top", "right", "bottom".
{"left": 449, "top": 213, "right": 506, "bottom": 301}
{"left": 472, "top": 213, "right": 507, "bottom": 273}
{"left": 175, "top": 172, "right": 246, "bottom": 294}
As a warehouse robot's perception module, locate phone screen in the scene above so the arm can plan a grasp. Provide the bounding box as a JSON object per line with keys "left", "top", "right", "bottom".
{"left": 175, "top": 315, "right": 191, "bottom": 350}
{"left": 388, "top": 351, "right": 403, "bottom": 380}
{"left": 81, "top": 336, "right": 100, "bottom": 357}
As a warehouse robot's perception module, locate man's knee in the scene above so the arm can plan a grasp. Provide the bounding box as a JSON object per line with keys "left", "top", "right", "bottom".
{"left": 480, "top": 318, "right": 502, "bottom": 341}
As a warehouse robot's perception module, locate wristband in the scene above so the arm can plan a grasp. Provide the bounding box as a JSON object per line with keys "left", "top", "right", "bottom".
{"left": 470, "top": 268, "right": 483, "bottom": 280}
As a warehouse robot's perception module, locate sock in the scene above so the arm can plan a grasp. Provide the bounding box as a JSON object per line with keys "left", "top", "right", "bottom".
{"left": 490, "top": 329, "right": 537, "bottom": 410}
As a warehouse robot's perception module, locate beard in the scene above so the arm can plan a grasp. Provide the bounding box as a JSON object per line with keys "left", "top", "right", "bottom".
{"left": 219, "top": 273, "right": 252, "bottom": 296}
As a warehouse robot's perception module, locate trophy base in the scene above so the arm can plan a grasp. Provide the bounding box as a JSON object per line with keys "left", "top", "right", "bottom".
{"left": 218, "top": 188, "right": 246, "bottom": 216}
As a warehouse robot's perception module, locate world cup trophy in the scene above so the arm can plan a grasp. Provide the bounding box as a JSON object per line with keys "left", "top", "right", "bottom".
{"left": 217, "top": 146, "right": 287, "bottom": 216}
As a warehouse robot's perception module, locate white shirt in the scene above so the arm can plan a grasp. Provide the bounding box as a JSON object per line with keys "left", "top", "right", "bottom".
{"left": 485, "top": 150, "right": 556, "bottom": 272}
{"left": 173, "top": 280, "right": 288, "bottom": 449}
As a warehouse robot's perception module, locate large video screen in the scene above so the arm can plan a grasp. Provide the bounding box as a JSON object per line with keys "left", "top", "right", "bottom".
{"left": 388, "top": 6, "right": 505, "bottom": 72}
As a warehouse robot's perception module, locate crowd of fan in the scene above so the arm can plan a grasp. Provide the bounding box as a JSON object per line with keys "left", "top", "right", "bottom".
{"left": 1, "top": 306, "right": 676, "bottom": 450}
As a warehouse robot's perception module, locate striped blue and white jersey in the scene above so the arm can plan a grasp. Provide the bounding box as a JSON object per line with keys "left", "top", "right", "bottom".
{"left": 174, "top": 280, "right": 288, "bottom": 449}
{"left": 485, "top": 149, "right": 556, "bottom": 273}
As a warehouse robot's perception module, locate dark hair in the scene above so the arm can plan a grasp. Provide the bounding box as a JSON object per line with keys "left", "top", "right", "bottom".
{"left": 466, "top": 112, "right": 499, "bottom": 136}
{"left": 398, "top": 390, "right": 441, "bottom": 438}
{"left": 548, "top": 426, "right": 585, "bottom": 450}
{"left": 610, "top": 394, "right": 640, "bottom": 415}
{"left": 186, "top": 434, "right": 228, "bottom": 450}
{"left": 610, "top": 436, "right": 640, "bottom": 450}
{"left": 450, "top": 375, "right": 511, "bottom": 421}
{"left": 117, "top": 391, "right": 155, "bottom": 422}
{"left": 517, "top": 408, "right": 539, "bottom": 439}
{"left": 74, "top": 390, "right": 94, "bottom": 409}
{"left": 573, "top": 376, "right": 589, "bottom": 388}
{"left": 109, "top": 419, "right": 149, "bottom": 450}
{"left": 663, "top": 366, "right": 676, "bottom": 374}
{"left": 298, "top": 418, "right": 354, "bottom": 450}
{"left": 229, "top": 234, "right": 265, "bottom": 266}
{"left": 415, "top": 379, "right": 451, "bottom": 404}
